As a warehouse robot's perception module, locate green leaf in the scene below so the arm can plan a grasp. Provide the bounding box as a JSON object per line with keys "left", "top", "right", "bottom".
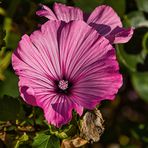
{"left": 104, "top": 0, "right": 126, "bottom": 17}
{"left": 142, "top": 32, "right": 148, "bottom": 52}
{"left": 14, "top": 133, "right": 29, "bottom": 148}
{"left": 125, "top": 11, "right": 148, "bottom": 28}
{"left": 0, "top": 69, "right": 19, "bottom": 97}
{"left": 48, "top": 125, "right": 68, "bottom": 139}
{"left": 131, "top": 72, "right": 148, "bottom": 102}
{"left": 0, "top": 7, "right": 6, "bottom": 16}
{"left": 74, "top": 0, "right": 104, "bottom": 12}
{"left": 0, "top": 28, "right": 6, "bottom": 49}
{"left": 135, "top": 0, "right": 148, "bottom": 13}
{"left": 0, "top": 50, "right": 12, "bottom": 80}
{"left": 6, "top": 32, "right": 21, "bottom": 49}
{"left": 116, "top": 45, "right": 145, "bottom": 72}
{"left": 0, "top": 96, "right": 21, "bottom": 121}
{"left": 32, "top": 133, "right": 60, "bottom": 148}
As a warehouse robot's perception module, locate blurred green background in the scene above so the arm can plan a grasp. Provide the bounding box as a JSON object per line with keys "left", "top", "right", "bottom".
{"left": 0, "top": 0, "right": 148, "bottom": 147}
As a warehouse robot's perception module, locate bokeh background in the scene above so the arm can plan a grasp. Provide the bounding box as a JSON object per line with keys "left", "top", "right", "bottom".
{"left": 0, "top": 0, "right": 148, "bottom": 148}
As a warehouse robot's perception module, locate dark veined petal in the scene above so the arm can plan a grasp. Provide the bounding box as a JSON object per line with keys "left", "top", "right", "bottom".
{"left": 38, "top": 95, "right": 83, "bottom": 127}
{"left": 87, "top": 5, "right": 122, "bottom": 36}
{"left": 36, "top": 3, "right": 133, "bottom": 44}
{"left": 59, "top": 20, "right": 122, "bottom": 109}
{"left": 12, "top": 20, "right": 122, "bottom": 127}
{"left": 87, "top": 5, "right": 133, "bottom": 43}
{"left": 106, "top": 26, "right": 134, "bottom": 44}
{"left": 12, "top": 21, "right": 62, "bottom": 108}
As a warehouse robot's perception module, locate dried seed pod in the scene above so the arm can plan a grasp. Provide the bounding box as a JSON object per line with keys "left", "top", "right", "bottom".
{"left": 61, "top": 137, "right": 88, "bottom": 148}
{"left": 80, "top": 109, "right": 105, "bottom": 143}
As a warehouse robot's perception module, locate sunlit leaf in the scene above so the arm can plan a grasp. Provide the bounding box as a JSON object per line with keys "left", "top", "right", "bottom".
{"left": 0, "top": 7, "right": 6, "bottom": 16}
{"left": 0, "top": 95, "right": 21, "bottom": 121}
{"left": 0, "top": 51, "right": 12, "bottom": 80}
{"left": 131, "top": 72, "right": 148, "bottom": 102}
{"left": 14, "top": 133, "right": 29, "bottom": 148}
{"left": 32, "top": 133, "right": 60, "bottom": 148}
{"left": 48, "top": 125, "right": 68, "bottom": 139}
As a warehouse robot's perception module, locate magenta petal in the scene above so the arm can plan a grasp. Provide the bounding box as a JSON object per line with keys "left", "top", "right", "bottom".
{"left": 87, "top": 5, "right": 122, "bottom": 36}
{"left": 53, "top": 3, "right": 83, "bottom": 22}
{"left": 30, "top": 21, "right": 62, "bottom": 80}
{"left": 12, "top": 20, "right": 123, "bottom": 127}
{"left": 36, "top": 3, "right": 134, "bottom": 45}
{"left": 59, "top": 20, "right": 122, "bottom": 109}
{"left": 73, "top": 103, "right": 83, "bottom": 116}
{"left": 106, "top": 26, "right": 134, "bottom": 43}
{"left": 39, "top": 95, "right": 77, "bottom": 127}
{"left": 19, "top": 78, "right": 37, "bottom": 106}
{"left": 37, "top": 3, "right": 83, "bottom": 22}
{"left": 36, "top": 4, "right": 57, "bottom": 20}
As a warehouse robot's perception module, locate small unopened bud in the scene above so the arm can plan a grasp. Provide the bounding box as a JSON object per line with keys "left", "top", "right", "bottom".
{"left": 80, "top": 109, "right": 105, "bottom": 143}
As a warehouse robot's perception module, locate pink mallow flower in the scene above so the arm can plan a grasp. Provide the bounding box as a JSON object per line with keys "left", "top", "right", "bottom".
{"left": 12, "top": 20, "right": 122, "bottom": 127}
{"left": 36, "top": 3, "right": 133, "bottom": 44}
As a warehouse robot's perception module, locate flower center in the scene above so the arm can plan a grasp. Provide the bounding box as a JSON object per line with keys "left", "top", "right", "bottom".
{"left": 58, "top": 80, "right": 68, "bottom": 90}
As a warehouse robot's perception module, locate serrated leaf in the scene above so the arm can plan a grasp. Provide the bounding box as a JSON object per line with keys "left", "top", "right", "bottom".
{"left": 0, "top": 95, "right": 21, "bottom": 121}
{"left": 131, "top": 72, "right": 148, "bottom": 102}
{"left": 32, "top": 133, "right": 60, "bottom": 148}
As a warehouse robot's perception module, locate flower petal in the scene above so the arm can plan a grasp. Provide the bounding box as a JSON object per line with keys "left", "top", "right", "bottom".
{"left": 106, "top": 26, "right": 134, "bottom": 43}
{"left": 12, "top": 20, "right": 123, "bottom": 127}
{"left": 72, "top": 60, "right": 122, "bottom": 109}
{"left": 87, "top": 5, "right": 122, "bottom": 36}
{"left": 30, "top": 21, "right": 62, "bottom": 80}
{"left": 59, "top": 20, "right": 122, "bottom": 109}
{"left": 19, "top": 77, "right": 37, "bottom": 106}
{"left": 53, "top": 3, "right": 83, "bottom": 22}
{"left": 12, "top": 35, "right": 56, "bottom": 93}
{"left": 12, "top": 21, "right": 63, "bottom": 107}
{"left": 36, "top": 4, "right": 57, "bottom": 20}
{"left": 38, "top": 95, "right": 77, "bottom": 127}
{"left": 36, "top": 3, "right": 83, "bottom": 22}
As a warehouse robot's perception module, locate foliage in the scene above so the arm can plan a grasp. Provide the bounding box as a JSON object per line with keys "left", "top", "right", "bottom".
{"left": 0, "top": 0, "right": 148, "bottom": 147}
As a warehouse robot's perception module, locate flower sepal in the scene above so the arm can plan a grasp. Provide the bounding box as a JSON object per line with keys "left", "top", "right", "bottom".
{"left": 47, "top": 123, "right": 78, "bottom": 139}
